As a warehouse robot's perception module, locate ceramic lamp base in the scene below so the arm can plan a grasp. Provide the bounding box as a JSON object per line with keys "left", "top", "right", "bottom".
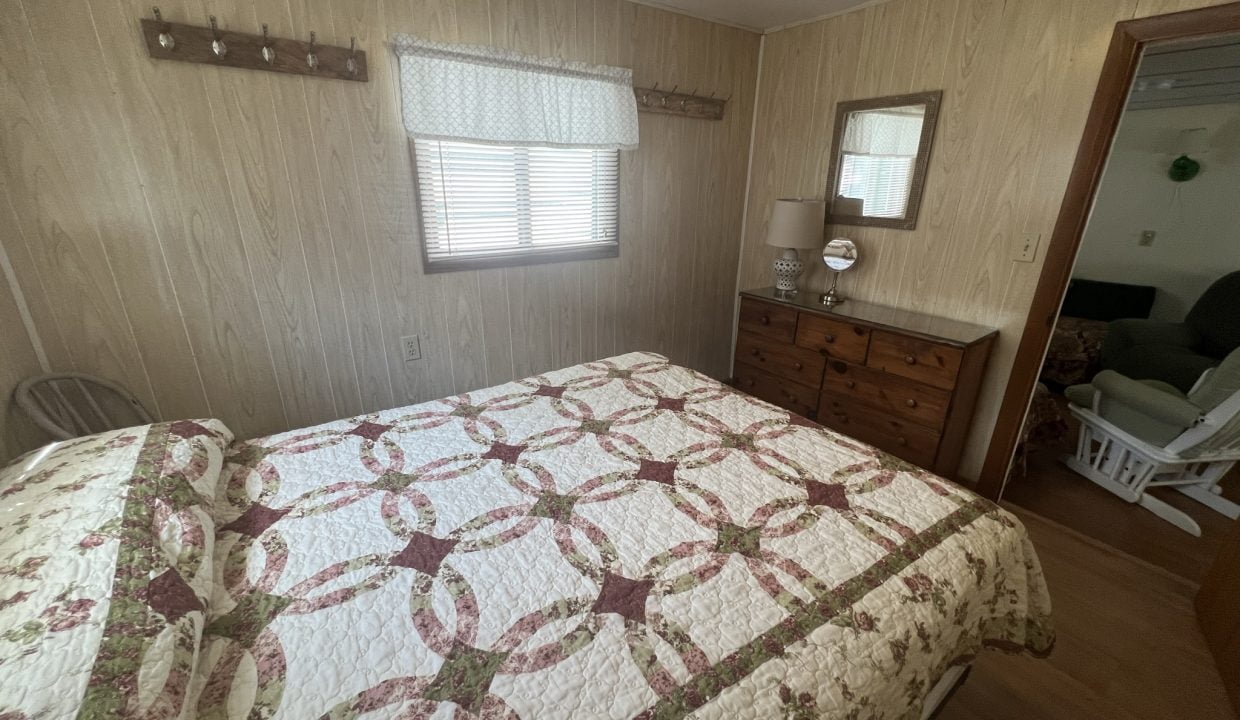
{"left": 772, "top": 248, "right": 805, "bottom": 296}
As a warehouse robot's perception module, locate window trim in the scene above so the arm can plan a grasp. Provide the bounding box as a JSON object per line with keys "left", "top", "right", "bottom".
{"left": 408, "top": 141, "right": 621, "bottom": 274}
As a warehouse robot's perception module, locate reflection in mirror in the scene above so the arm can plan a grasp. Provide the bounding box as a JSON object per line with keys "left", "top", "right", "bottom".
{"left": 826, "top": 91, "right": 942, "bottom": 230}
{"left": 838, "top": 105, "right": 924, "bottom": 217}
{"left": 822, "top": 237, "right": 857, "bottom": 271}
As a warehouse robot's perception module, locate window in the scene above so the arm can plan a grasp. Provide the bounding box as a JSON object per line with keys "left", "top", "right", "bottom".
{"left": 413, "top": 140, "right": 620, "bottom": 272}
{"left": 838, "top": 153, "right": 915, "bottom": 218}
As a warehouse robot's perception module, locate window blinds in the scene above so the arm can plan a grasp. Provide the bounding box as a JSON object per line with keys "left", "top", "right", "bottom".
{"left": 838, "top": 154, "right": 915, "bottom": 218}
{"left": 414, "top": 140, "right": 619, "bottom": 267}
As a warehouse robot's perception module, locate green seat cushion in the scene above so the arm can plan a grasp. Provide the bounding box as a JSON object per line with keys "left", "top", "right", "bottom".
{"left": 1188, "top": 347, "right": 1240, "bottom": 412}
{"left": 1064, "top": 383, "right": 1096, "bottom": 408}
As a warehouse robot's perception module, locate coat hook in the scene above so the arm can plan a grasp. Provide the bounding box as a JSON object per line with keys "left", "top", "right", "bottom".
{"left": 153, "top": 7, "right": 175, "bottom": 50}
{"left": 306, "top": 31, "right": 319, "bottom": 70}
{"left": 651, "top": 82, "right": 659, "bottom": 92}
{"left": 662, "top": 85, "right": 677, "bottom": 108}
{"left": 209, "top": 15, "right": 227, "bottom": 58}
{"left": 708, "top": 91, "right": 716, "bottom": 100}
{"left": 346, "top": 36, "right": 358, "bottom": 75}
{"left": 681, "top": 88, "right": 697, "bottom": 109}
{"left": 261, "top": 23, "right": 276, "bottom": 64}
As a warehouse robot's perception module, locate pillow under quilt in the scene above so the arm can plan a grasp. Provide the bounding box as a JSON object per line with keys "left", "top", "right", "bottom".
{"left": 0, "top": 420, "right": 232, "bottom": 719}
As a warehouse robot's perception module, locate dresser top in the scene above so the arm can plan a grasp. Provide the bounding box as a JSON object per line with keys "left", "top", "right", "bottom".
{"left": 741, "top": 287, "right": 998, "bottom": 347}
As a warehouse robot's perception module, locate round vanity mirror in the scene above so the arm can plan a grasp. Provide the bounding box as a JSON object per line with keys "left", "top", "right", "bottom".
{"left": 820, "top": 238, "right": 858, "bottom": 306}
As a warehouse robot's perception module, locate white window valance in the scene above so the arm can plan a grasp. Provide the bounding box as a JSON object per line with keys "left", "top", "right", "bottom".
{"left": 841, "top": 109, "right": 925, "bottom": 156}
{"left": 392, "top": 34, "right": 639, "bottom": 150}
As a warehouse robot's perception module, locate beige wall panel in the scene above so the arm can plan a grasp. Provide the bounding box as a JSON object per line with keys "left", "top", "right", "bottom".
{"left": 197, "top": 0, "right": 340, "bottom": 428}
{"left": 0, "top": 1, "right": 163, "bottom": 419}
{"left": 18, "top": 0, "right": 211, "bottom": 423}
{"left": 0, "top": 194, "right": 49, "bottom": 463}
{"left": 91, "top": 0, "right": 288, "bottom": 438}
{"left": 0, "top": 0, "right": 758, "bottom": 453}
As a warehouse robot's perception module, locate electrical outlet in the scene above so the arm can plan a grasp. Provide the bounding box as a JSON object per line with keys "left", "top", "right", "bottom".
{"left": 1139, "top": 230, "right": 1156, "bottom": 247}
{"left": 1014, "top": 232, "right": 1040, "bottom": 263}
{"left": 401, "top": 335, "right": 422, "bottom": 362}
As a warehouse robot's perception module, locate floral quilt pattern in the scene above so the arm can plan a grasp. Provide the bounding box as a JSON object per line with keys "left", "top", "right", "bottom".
{"left": 0, "top": 419, "right": 232, "bottom": 720}
{"left": 194, "top": 352, "right": 1053, "bottom": 719}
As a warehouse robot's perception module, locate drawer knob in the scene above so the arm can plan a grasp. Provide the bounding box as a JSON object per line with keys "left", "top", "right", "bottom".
{"left": 745, "top": 378, "right": 755, "bottom": 387}
{"left": 824, "top": 334, "right": 836, "bottom": 344}
{"left": 760, "top": 315, "right": 770, "bottom": 325}
{"left": 904, "top": 354, "right": 917, "bottom": 365}
{"left": 807, "top": 410, "right": 817, "bottom": 420}
{"left": 905, "top": 399, "right": 918, "bottom": 408}
{"left": 845, "top": 380, "right": 856, "bottom": 389}
{"left": 752, "top": 348, "right": 760, "bottom": 356}
{"left": 794, "top": 362, "right": 803, "bottom": 370}
{"left": 788, "top": 395, "right": 798, "bottom": 403}
{"left": 897, "top": 436, "right": 908, "bottom": 446}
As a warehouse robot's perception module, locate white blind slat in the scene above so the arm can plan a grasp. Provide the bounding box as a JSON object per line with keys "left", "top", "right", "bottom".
{"left": 415, "top": 139, "right": 620, "bottom": 264}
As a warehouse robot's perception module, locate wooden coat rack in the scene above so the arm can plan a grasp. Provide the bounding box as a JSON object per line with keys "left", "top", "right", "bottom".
{"left": 634, "top": 86, "right": 727, "bottom": 121}
{"left": 140, "top": 8, "right": 368, "bottom": 82}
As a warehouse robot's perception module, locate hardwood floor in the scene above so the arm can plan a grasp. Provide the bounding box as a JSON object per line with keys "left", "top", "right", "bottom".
{"left": 942, "top": 508, "right": 1236, "bottom": 720}
{"left": 1003, "top": 448, "right": 1237, "bottom": 583}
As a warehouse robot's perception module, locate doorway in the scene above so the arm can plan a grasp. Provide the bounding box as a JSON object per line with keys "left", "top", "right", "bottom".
{"left": 977, "top": 3, "right": 1240, "bottom": 582}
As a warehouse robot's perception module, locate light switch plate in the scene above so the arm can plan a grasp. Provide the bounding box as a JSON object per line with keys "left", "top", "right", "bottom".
{"left": 1015, "top": 232, "right": 1040, "bottom": 263}
{"left": 401, "top": 335, "right": 422, "bottom": 362}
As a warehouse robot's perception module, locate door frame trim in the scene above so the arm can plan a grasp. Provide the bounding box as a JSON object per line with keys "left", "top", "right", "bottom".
{"left": 976, "top": 2, "right": 1240, "bottom": 500}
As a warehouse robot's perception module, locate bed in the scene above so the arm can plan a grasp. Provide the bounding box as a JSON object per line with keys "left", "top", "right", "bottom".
{"left": 0, "top": 352, "right": 1052, "bottom": 719}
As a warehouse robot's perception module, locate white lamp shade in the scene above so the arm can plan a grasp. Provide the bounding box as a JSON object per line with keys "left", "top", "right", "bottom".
{"left": 766, "top": 199, "right": 826, "bottom": 249}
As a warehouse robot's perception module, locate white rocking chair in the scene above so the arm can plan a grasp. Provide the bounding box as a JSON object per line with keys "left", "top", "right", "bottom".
{"left": 1063, "top": 349, "right": 1240, "bottom": 536}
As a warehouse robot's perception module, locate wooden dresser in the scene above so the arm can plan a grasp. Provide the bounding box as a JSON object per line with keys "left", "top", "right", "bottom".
{"left": 732, "top": 287, "right": 997, "bottom": 478}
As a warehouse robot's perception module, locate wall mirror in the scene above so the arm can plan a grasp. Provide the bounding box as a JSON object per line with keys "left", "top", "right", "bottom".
{"left": 825, "top": 90, "right": 942, "bottom": 231}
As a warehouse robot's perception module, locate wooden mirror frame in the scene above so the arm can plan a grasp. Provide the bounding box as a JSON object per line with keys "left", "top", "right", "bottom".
{"left": 824, "top": 90, "right": 943, "bottom": 231}
{"left": 976, "top": 3, "right": 1240, "bottom": 502}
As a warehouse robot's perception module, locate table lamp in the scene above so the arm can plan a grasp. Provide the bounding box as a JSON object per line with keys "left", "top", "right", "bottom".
{"left": 766, "top": 198, "right": 826, "bottom": 297}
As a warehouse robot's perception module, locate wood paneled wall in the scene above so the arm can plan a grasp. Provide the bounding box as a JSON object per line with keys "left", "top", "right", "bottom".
{"left": 737, "top": 0, "right": 1232, "bottom": 480}
{"left": 0, "top": 0, "right": 759, "bottom": 461}
{"left": 0, "top": 244, "right": 49, "bottom": 460}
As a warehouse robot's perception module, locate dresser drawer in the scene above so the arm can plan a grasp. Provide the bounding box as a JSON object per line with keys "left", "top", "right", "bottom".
{"left": 866, "top": 331, "right": 963, "bottom": 390}
{"left": 738, "top": 298, "right": 798, "bottom": 343}
{"left": 795, "top": 313, "right": 871, "bottom": 363}
{"left": 822, "top": 360, "right": 951, "bottom": 430}
{"left": 817, "top": 397, "right": 940, "bottom": 468}
{"left": 735, "top": 331, "right": 826, "bottom": 386}
{"left": 733, "top": 363, "right": 818, "bottom": 419}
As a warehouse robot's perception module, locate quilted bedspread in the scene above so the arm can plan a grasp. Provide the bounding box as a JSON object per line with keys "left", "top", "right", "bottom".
{"left": 0, "top": 419, "right": 233, "bottom": 719}
{"left": 194, "top": 352, "right": 1053, "bottom": 719}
